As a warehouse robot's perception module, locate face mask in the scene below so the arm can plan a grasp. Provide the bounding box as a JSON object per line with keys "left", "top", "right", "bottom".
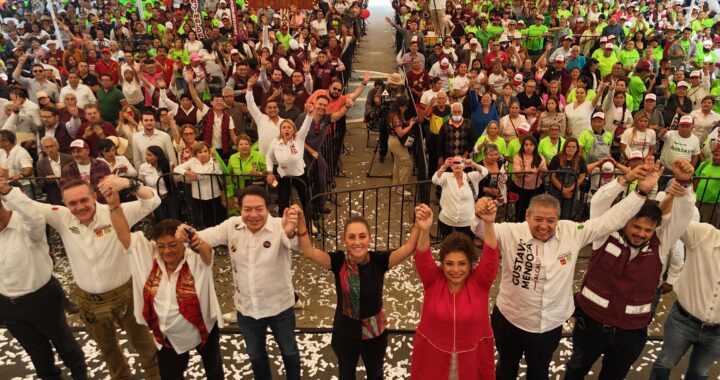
{"left": 452, "top": 115, "right": 462, "bottom": 122}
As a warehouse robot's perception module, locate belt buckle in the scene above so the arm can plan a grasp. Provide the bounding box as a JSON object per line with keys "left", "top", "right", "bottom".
{"left": 602, "top": 324, "right": 616, "bottom": 333}
{"left": 701, "top": 322, "right": 719, "bottom": 330}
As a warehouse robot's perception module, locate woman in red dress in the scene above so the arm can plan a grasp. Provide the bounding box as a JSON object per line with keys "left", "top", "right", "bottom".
{"left": 412, "top": 197, "right": 500, "bottom": 379}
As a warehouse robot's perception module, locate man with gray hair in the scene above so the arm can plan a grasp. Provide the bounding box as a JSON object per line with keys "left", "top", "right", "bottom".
{"left": 36, "top": 136, "right": 73, "bottom": 205}
{"left": 471, "top": 161, "right": 663, "bottom": 380}
{"left": 437, "top": 102, "right": 474, "bottom": 166}
{"left": 0, "top": 130, "right": 34, "bottom": 198}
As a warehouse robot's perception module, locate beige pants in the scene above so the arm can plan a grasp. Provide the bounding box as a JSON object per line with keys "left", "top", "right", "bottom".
{"left": 388, "top": 135, "right": 413, "bottom": 187}
{"left": 428, "top": 8, "right": 449, "bottom": 37}
{"left": 76, "top": 282, "right": 160, "bottom": 380}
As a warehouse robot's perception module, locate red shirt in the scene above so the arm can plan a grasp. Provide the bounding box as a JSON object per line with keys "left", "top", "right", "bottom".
{"left": 411, "top": 245, "right": 498, "bottom": 379}
{"left": 483, "top": 51, "right": 509, "bottom": 68}
{"left": 95, "top": 59, "right": 119, "bottom": 84}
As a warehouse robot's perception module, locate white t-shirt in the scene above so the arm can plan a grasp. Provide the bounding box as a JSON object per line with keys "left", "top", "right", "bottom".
{"left": 311, "top": 20, "right": 328, "bottom": 36}
{"left": 488, "top": 73, "right": 508, "bottom": 95}
{"left": 420, "top": 89, "right": 440, "bottom": 106}
{"left": 620, "top": 128, "right": 657, "bottom": 158}
{"left": 660, "top": 131, "right": 701, "bottom": 169}
{"left": 77, "top": 163, "right": 91, "bottom": 182}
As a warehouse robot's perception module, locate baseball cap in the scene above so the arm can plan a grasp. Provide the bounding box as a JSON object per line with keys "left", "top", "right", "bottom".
{"left": 190, "top": 53, "right": 201, "bottom": 62}
{"left": 513, "top": 73, "right": 523, "bottom": 84}
{"left": 679, "top": 115, "right": 694, "bottom": 125}
{"left": 36, "top": 91, "right": 49, "bottom": 99}
{"left": 600, "top": 36, "right": 608, "bottom": 43}
{"left": 645, "top": 93, "right": 657, "bottom": 101}
{"left": 517, "top": 122, "right": 531, "bottom": 133}
{"left": 690, "top": 70, "right": 702, "bottom": 78}
{"left": 469, "top": 38, "right": 478, "bottom": 45}
{"left": 592, "top": 112, "right": 605, "bottom": 120}
{"left": 440, "top": 57, "right": 450, "bottom": 68}
{"left": 604, "top": 43, "right": 614, "bottom": 49}
{"left": 564, "top": 35, "right": 574, "bottom": 41}
{"left": 677, "top": 81, "right": 689, "bottom": 88}
{"left": 70, "top": 139, "right": 89, "bottom": 150}
{"left": 230, "top": 49, "right": 239, "bottom": 55}
{"left": 601, "top": 161, "right": 615, "bottom": 173}
{"left": 636, "top": 61, "right": 651, "bottom": 72}
{"left": 554, "top": 55, "right": 565, "bottom": 62}
{"left": 704, "top": 40, "right": 713, "bottom": 48}
{"left": 101, "top": 48, "right": 111, "bottom": 54}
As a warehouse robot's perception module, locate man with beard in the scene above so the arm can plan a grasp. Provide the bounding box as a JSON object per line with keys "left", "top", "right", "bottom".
{"left": 564, "top": 159, "right": 696, "bottom": 380}
{"left": 298, "top": 95, "right": 352, "bottom": 221}
{"left": 471, "top": 160, "right": 665, "bottom": 380}
{"left": 76, "top": 103, "right": 117, "bottom": 158}
{"left": 3, "top": 173, "right": 161, "bottom": 379}
{"left": 38, "top": 107, "right": 73, "bottom": 154}
{"left": 61, "top": 139, "right": 112, "bottom": 203}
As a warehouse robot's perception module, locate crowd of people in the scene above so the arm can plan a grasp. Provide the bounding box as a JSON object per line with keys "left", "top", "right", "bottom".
{"left": 0, "top": 0, "right": 719, "bottom": 378}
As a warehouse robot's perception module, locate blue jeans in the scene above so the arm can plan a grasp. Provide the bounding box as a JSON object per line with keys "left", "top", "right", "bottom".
{"left": 236, "top": 307, "right": 300, "bottom": 380}
{"left": 650, "top": 302, "right": 720, "bottom": 380}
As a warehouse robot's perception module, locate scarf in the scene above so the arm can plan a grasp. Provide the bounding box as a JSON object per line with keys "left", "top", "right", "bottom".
{"left": 338, "top": 257, "right": 388, "bottom": 340}
{"left": 202, "top": 108, "right": 231, "bottom": 155}
{"left": 142, "top": 260, "right": 209, "bottom": 348}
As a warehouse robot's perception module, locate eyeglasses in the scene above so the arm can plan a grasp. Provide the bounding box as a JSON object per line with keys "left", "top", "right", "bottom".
{"left": 330, "top": 87, "right": 341, "bottom": 91}
{"left": 32, "top": 70, "right": 43, "bottom": 73}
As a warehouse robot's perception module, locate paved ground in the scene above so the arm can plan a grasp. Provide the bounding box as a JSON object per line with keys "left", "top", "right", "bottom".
{"left": 1, "top": 0, "right": 718, "bottom": 379}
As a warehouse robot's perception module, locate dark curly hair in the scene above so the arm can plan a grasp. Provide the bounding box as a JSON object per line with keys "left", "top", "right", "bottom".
{"left": 439, "top": 232, "right": 477, "bottom": 264}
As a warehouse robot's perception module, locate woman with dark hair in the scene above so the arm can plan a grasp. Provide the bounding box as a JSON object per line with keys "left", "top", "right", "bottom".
{"left": 387, "top": 97, "right": 417, "bottom": 197}
{"left": 580, "top": 58, "right": 601, "bottom": 92}
{"left": 103, "top": 187, "right": 224, "bottom": 380}
{"left": 512, "top": 135, "right": 547, "bottom": 222}
{"left": 295, "top": 204, "right": 431, "bottom": 380}
{"left": 548, "top": 138, "right": 587, "bottom": 220}
{"left": 411, "top": 198, "right": 500, "bottom": 379}
{"left": 140, "top": 145, "right": 178, "bottom": 221}
{"left": 98, "top": 138, "right": 136, "bottom": 177}
{"left": 173, "top": 142, "right": 225, "bottom": 228}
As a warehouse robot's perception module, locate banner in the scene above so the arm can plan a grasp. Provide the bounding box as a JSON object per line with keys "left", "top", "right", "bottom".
{"left": 190, "top": 0, "right": 206, "bottom": 39}
{"left": 136, "top": 0, "right": 145, "bottom": 26}
{"left": 228, "top": 0, "right": 242, "bottom": 40}
{"left": 48, "top": 0, "right": 64, "bottom": 50}
{"left": 250, "top": 0, "right": 314, "bottom": 10}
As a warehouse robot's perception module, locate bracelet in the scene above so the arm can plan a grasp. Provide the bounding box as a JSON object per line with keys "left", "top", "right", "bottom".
{"left": 675, "top": 178, "right": 693, "bottom": 187}
{"left": 298, "top": 229, "right": 309, "bottom": 237}
{"left": 634, "top": 187, "right": 650, "bottom": 197}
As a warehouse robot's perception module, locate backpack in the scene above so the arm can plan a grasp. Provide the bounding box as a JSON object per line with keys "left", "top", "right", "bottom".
{"left": 588, "top": 132, "right": 611, "bottom": 163}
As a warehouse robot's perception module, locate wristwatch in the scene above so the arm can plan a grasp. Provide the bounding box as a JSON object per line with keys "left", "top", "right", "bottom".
{"left": 128, "top": 178, "right": 141, "bottom": 193}
{"left": 634, "top": 187, "right": 650, "bottom": 197}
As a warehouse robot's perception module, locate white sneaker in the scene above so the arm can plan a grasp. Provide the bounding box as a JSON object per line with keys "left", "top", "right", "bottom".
{"left": 223, "top": 312, "right": 237, "bottom": 324}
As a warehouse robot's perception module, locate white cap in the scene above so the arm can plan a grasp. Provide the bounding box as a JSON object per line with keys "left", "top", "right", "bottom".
{"left": 704, "top": 40, "right": 713, "bottom": 48}
{"left": 677, "top": 81, "right": 690, "bottom": 88}
{"left": 690, "top": 70, "right": 702, "bottom": 78}
{"left": 601, "top": 161, "right": 615, "bottom": 173}
{"left": 600, "top": 36, "right": 608, "bottom": 43}
{"left": 679, "top": 115, "right": 694, "bottom": 125}
{"left": 604, "top": 42, "right": 614, "bottom": 49}
{"left": 645, "top": 93, "right": 657, "bottom": 101}
{"left": 469, "top": 38, "right": 479, "bottom": 45}
{"left": 440, "top": 57, "right": 450, "bottom": 67}
{"left": 165, "top": 22, "right": 173, "bottom": 29}
{"left": 517, "top": 122, "right": 531, "bottom": 133}
{"left": 592, "top": 111, "right": 605, "bottom": 120}
{"left": 513, "top": 73, "right": 523, "bottom": 83}
{"left": 230, "top": 49, "right": 240, "bottom": 54}
{"left": 289, "top": 39, "right": 299, "bottom": 50}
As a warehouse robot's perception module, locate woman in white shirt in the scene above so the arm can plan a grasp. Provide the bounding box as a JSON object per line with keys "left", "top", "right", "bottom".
{"left": 105, "top": 197, "right": 224, "bottom": 380}
{"left": 620, "top": 113, "right": 657, "bottom": 160}
{"left": 499, "top": 101, "right": 529, "bottom": 143}
{"left": 140, "top": 146, "right": 178, "bottom": 221}
{"left": 564, "top": 87, "right": 599, "bottom": 138}
{"left": 98, "top": 138, "right": 136, "bottom": 176}
{"left": 266, "top": 113, "right": 313, "bottom": 217}
{"left": 432, "top": 156, "right": 488, "bottom": 240}
{"left": 183, "top": 31, "right": 203, "bottom": 55}
{"left": 173, "top": 142, "right": 225, "bottom": 228}
{"left": 118, "top": 66, "right": 145, "bottom": 109}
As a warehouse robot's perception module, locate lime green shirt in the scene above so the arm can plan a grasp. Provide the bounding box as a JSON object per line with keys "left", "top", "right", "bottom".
{"left": 566, "top": 88, "right": 596, "bottom": 104}
{"left": 618, "top": 48, "right": 640, "bottom": 68}
{"left": 226, "top": 151, "right": 267, "bottom": 194}
{"left": 474, "top": 135, "right": 507, "bottom": 162}
{"left": 695, "top": 160, "right": 720, "bottom": 203}
{"left": 527, "top": 25, "right": 548, "bottom": 51}
{"left": 487, "top": 24, "right": 504, "bottom": 38}
{"left": 538, "top": 136, "right": 566, "bottom": 163}
{"left": 597, "top": 53, "right": 619, "bottom": 77}
{"left": 628, "top": 75, "right": 647, "bottom": 112}
{"left": 578, "top": 129, "right": 613, "bottom": 159}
